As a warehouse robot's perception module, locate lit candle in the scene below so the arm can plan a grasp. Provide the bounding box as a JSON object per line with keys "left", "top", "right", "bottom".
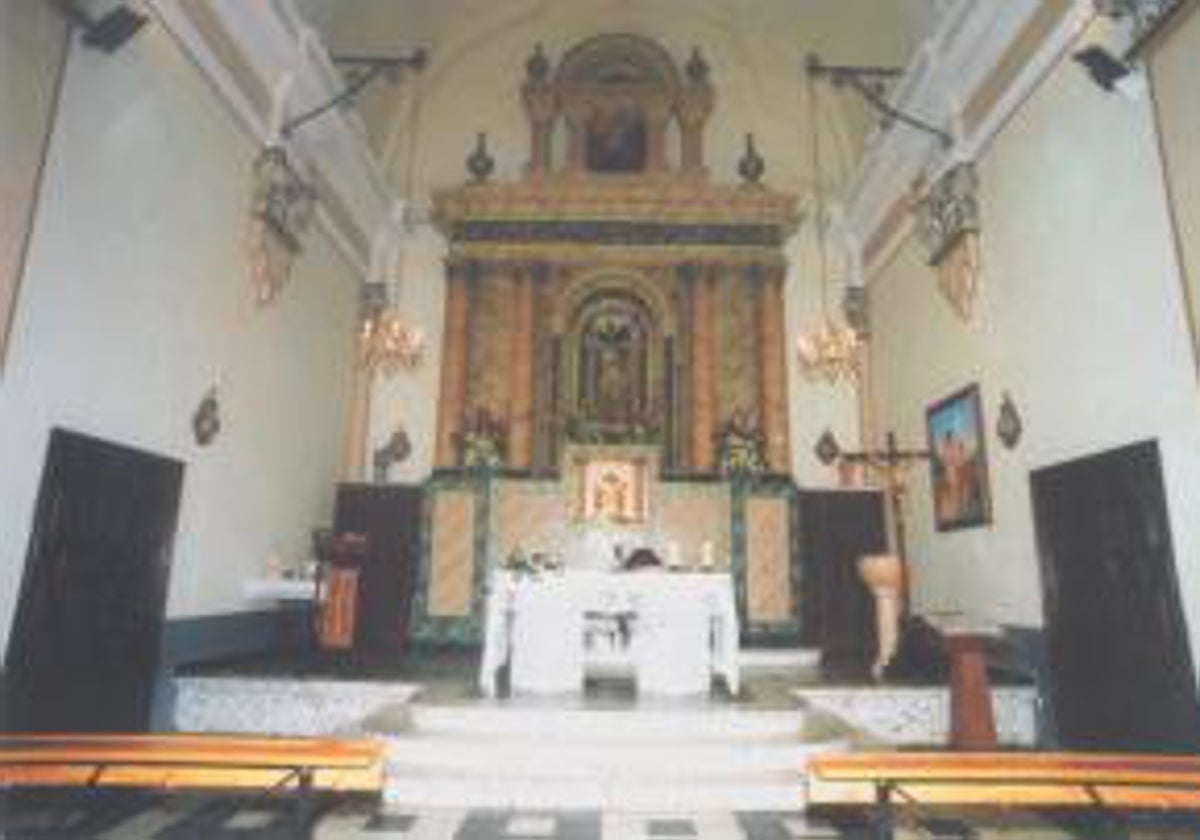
{"left": 701, "top": 541, "right": 714, "bottom": 570}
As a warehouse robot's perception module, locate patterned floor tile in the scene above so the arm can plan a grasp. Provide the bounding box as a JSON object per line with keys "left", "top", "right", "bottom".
{"left": 454, "top": 809, "right": 602, "bottom": 840}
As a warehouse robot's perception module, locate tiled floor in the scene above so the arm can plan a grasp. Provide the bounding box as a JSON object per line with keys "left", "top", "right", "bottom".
{"left": 4, "top": 794, "right": 1199, "bottom": 840}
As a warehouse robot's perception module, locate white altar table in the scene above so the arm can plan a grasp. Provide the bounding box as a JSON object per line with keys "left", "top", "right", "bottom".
{"left": 479, "top": 570, "right": 740, "bottom": 697}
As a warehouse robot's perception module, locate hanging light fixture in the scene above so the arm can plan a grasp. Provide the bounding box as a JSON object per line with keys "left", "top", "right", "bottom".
{"left": 359, "top": 269, "right": 425, "bottom": 376}
{"left": 795, "top": 58, "right": 863, "bottom": 385}
{"left": 358, "top": 61, "right": 428, "bottom": 377}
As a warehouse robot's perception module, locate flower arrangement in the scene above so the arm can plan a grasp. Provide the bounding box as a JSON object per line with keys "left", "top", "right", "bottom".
{"left": 500, "top": 546, "right": 560, "bottom": 577}
{"left": 457, "top": 408, "right": 506, "bottom": 470}
{"left": 717, "top": 412, "right": 767, "bottom": 476}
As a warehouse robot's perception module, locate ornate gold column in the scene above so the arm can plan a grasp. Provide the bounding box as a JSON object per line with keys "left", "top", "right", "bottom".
{"left": 757, "top": 263, "right": 790, "bottom": 471}
{"left": 689, "top": 264, "right": 717, "bottom": 471}
{"left": 435, "top": 260, "right": 472, "bottom": 468}
{"left": 508, "top": 262, "right": 536, "bottom": 469}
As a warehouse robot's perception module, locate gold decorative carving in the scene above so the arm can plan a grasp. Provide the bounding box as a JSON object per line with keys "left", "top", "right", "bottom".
{"left": 937, "top": 232, "right": 982, "bottom": 323}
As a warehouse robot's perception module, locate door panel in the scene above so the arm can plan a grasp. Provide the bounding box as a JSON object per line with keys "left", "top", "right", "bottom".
{"left": 1031, "top": 440, "right": 1199, "bottom": 752}
{"left": 4, "top": 429, "right": 183, "bottom": 732}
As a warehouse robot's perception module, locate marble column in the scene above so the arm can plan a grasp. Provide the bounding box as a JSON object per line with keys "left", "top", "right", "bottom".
{"left": 342, "top": 361, "right": 371, "bottom": 481}
{"left": 689, "top": 264, "right": 717, "bottom": 472}
{"left": 645, "top": 101, "right": 672, "bottom": 174}
{"left": 563, "top": 105, "right": 589, "bottom": 174}
{"left": 508, "top": 263, "right": 536, "bottom": 470}
{"left": 678, "top": 89, "right": 714, "bottom": 176}
{"left": 435, "top": 260, "right": 472, "bottom": 468}
{"left": 757, "top": 264, "right": 790, "bottom": 471}
{"left": 523, "top": 84, "right": 556, "bottom": 176}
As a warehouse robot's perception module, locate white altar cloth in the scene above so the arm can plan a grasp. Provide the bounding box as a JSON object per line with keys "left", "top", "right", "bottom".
{"left": 479, "top": 570, "right": 740, "bottom": 697}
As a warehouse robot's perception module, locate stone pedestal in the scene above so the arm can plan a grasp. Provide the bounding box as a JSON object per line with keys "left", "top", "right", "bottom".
{"left": 857, "top": 553, "right": 904, "bottom": 681}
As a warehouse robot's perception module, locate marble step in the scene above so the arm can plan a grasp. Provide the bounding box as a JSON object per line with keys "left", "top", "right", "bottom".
{"left": 398, "top": 703, "right": 814, "bottom": 742}
{"left": 739, "top": 647, "right": 822, "bottom": 672}
{"left": 383, "top": 734, "right": 838, "bottom": 779}
{"left": 383, "top": 769, "right": 810, "bottom": 811}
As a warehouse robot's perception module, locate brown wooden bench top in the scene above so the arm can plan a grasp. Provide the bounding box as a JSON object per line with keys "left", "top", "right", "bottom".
{"left": 809, "top": 751, "right": 1200, "bottom": 811}
{"left": 0, "top": 733, "right": 385, "bottom": 794}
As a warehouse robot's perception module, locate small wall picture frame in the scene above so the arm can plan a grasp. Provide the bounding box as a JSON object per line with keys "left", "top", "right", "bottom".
{"left": 926, "top": 384, "right": 992, "bottom": 531}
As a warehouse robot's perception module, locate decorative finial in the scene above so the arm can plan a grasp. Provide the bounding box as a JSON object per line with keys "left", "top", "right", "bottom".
{"left": 686, "top": 47, "right": 709, "bottom": 83}
{"left": 467, "top": 132, "right": 495, "bottom": 183}
{"left": 526, "top": 43, "right": 550, "bottom": 82}
{"left": 737, "top": 132, "right": 764, "bottom": 184}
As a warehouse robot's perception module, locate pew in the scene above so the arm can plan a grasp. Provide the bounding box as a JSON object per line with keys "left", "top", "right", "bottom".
{"left": 808, "top": 751, "right": 1200, "bottom": 840}
{"left": 0, "top": 733, "right": 385, "bottom": 828}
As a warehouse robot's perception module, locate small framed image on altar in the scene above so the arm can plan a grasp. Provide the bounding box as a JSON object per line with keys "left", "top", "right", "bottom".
{"left": 575, "top": 456, "right": 649, "bottom": 525}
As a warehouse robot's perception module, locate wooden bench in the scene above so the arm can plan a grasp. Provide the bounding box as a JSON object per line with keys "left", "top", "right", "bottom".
{"left": 0, "top": 733, "right": 385, "bottom": 828}
{"left": 809, "top": 751, "right": 1200, "bottom": 840}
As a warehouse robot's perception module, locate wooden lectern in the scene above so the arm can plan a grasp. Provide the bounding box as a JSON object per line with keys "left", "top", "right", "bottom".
{"left": 317, "top": 533, "right": 367, "bottom": 651}
{"left": 925, "top": 613, "right": 1003, "bottom": 750}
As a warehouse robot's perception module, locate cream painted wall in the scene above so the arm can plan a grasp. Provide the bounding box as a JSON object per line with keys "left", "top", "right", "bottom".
{"left": 868, "top": 48, "right": 1200, "bottom": 670}
{"left": 0, "top": 23, "right": 359, "bottom": 650}
{"left": 1149, "top": 6, "right": 1200, "bottom": 374}
{"left": 344, "top": 0, "right": 891, "bottom": 483}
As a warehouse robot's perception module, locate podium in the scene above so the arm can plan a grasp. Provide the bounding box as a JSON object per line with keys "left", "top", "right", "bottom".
{"left": 317, "top": 534, "right": 367, "bottom": 651}
{"left": 925, "top": 613, "right": 1002, "bottom": 750}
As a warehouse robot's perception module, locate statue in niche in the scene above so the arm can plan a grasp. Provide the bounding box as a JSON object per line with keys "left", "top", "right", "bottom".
{"left": 580, "top": 311, "right": 643, "bottom": 429}
{"left": 586, "top": 107, "right": 647, "bottom": 173}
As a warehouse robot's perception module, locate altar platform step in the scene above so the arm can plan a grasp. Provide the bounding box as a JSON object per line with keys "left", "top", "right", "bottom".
{"left": 739, "top": 646, "right": 822, "bottom": 673}
{"left": 373, "top": 702, "right": 851, "bottom": 811}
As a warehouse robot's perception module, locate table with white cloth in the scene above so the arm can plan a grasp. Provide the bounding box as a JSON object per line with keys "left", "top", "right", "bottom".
{"left": 478, "top": 570, "right": 740, "bottom": 697}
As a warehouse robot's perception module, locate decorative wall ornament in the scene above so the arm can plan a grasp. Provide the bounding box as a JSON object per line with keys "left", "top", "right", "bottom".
{"left": 996, "top": 391, "right": 1023, "bottom": 450}
{"left": 372, "top": 426, "right": 413, "bottom": 483}
{"left": 466, "top": 132, "right": 495, "bottom": 183}
{"left": 918, "top": 162, "right": 981, "bottom": 323}
{"left": 1098, "top": 0, "right": 1187, "bottom": 56}
{"left": 247, "top": 145, "right": 315, "bottom": 305}
{"left": 737, "top": 133, "right": 765, "bottom": 185}
{"left": 192, "top": 387, "right": 221, "bottom": 446}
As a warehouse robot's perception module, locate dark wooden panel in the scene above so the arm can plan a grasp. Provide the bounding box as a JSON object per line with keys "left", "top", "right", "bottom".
{"left": 1031, "top": 439, "right": 1200, "bottom": 752}
{"left": 333, "top": 484, "right": 423, "bottom": 659}
{"left": 4, "top": 429, "right": 183, "bottom": 732}
{"left": 796, "top": 490, "right": 887, "bottom": 677}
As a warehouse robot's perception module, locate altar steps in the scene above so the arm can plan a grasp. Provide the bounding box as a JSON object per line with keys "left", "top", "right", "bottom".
{"left": 373, "top": 702, "right": 851, "bottom": 811}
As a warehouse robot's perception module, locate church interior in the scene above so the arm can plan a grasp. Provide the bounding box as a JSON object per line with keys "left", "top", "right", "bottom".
{"left": 2, "top": 0, "right": 1200, "bottom": 837}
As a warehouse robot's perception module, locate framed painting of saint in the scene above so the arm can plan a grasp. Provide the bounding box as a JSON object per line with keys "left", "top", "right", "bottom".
{"left": 926, "top": 384, "right": 992, "bottom": 531}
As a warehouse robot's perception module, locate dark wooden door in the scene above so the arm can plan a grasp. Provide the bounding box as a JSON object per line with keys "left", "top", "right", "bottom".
{"left": 796, "top": 490, "right": 887, "bottom": 677}
{"left": 4, "top": 429, "right": 183, "bottom": 732}
{"left": 1031, "top": 440, "right": 1199, "bottom": 752}
{"left": 334, "top": 484, "right": 422, "bottom": 659}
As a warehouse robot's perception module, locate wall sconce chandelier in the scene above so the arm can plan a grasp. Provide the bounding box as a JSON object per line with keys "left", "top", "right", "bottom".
{"left": 359, "top": 281, "right": 424, "bottom": 376}
{"left": 795, "top": 60, "right": 864, "bottom": 385}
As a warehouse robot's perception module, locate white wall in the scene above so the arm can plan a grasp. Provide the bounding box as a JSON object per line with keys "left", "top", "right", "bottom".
{"left": 868, "top": 47, "right": 1200, "bottom": 666}
{"left": 0, "top": 21, "right": 359, "bottom": 650}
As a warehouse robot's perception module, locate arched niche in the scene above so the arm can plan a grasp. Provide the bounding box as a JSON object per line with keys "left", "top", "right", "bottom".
{"left": 523, "top": 34, "right": 714, "bottom": 177}
{"left": 554, "top": 270, "right": 676, "bottom": 441}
